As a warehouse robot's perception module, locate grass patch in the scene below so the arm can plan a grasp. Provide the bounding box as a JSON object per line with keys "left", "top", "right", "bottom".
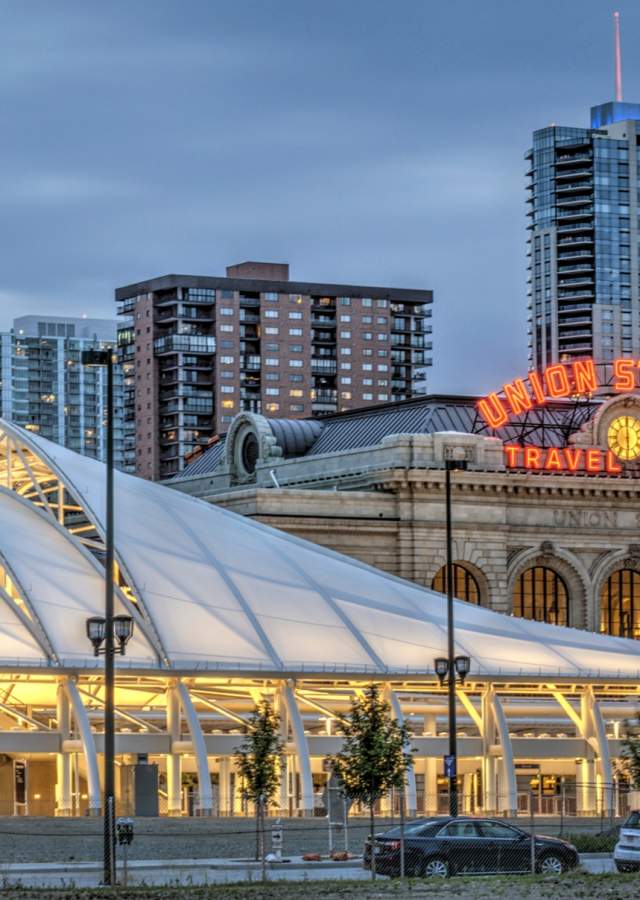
{"left": 3, "top": 872, "right": 640, "bottom": 900}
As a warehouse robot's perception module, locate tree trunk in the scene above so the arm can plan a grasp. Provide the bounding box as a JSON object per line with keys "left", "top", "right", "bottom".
{"left": 370, "top": 801, "right": 376, "bottom": 880}
{"left": 255, "top": 798, "right": 260, "bottom": 861}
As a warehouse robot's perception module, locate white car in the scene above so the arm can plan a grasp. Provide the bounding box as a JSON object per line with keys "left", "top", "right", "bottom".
{"left": 614, "top": 810, "right": 640, "bottom": 872}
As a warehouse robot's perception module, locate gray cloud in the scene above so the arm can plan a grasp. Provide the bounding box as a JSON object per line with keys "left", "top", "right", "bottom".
{"left": 0, "top": 0, "right": 637, "bottom": 393}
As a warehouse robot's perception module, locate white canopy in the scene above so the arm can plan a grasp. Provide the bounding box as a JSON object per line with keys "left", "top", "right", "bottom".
{"left": 1, "top": 420, "right": 640, "bottom": 680}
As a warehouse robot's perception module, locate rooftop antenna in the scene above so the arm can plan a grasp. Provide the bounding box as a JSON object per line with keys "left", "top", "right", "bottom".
{"left": 614, "top": 11, "right": 623, "bottom": 102}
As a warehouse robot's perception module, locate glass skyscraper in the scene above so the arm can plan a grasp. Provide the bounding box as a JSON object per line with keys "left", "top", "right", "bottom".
{"left": 527, "top": 101, "right": 640, "bottom": 369}
{"left": 0, "top": 315, "right": 124, "bottom": 466}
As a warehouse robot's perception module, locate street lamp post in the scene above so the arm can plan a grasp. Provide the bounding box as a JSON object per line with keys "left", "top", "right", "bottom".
{"left": 434, "top": 451, "right": 471, "bottom": 818}
{"left": 82, "top": 348, "right": 132, "bottom": 886}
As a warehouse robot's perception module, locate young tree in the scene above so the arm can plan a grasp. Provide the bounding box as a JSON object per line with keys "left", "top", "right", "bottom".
{"left": 619, "top": 717, "right": 640, "bottom": 789}
{"left": 234, "top": 699, "right": 284, "bottom": 865}
{"left": 328, "top": 683, "right": 415, "bottom": 879}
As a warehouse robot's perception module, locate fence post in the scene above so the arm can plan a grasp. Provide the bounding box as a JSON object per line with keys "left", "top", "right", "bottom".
{"left": 530, "top": 790, "right": 536, "bottom": 875}
{"left": 559, "top": 778, "right": 564, "bottom": 837}
{"left": 399, "top": 790, "right": 405, "bottom": 879}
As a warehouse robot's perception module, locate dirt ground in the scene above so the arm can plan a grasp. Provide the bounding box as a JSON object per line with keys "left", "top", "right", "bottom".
{"left": 1, "top": 874, "right": 640, "bottom": 900}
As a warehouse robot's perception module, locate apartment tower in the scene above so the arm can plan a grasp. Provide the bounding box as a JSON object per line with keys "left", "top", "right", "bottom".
{"left": 527, "top": 15, "right": 640, "bottom": 369}
{"left": 116, "top": 262, "right": 433, "bottom": 479}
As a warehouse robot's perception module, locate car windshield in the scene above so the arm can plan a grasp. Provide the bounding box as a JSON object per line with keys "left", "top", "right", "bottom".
{"left": 382, "top": 819, "right": 442, "bottom": 838}
{"left": 624, "top": 811, "right": 640, "bottom": 830}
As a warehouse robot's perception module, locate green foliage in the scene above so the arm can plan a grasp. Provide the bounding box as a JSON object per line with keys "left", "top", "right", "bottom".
{"left": 619, "top": 717, "right": 640, "bottom": 789}
{"left": 233, "top": 700, "right": 284, "bottom": 807}
{"left": 328, "top": 683, "right": 415, "bottom": 806}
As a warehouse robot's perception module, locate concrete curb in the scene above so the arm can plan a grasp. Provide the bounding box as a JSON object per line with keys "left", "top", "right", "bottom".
{"left": 0, "top": 857, "right": 364, "bottom": 876}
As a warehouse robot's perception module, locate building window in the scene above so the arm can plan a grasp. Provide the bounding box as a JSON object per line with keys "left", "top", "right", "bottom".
{"left": 600, "top": 569, "right": 640, "bottom": 638}
{"left": 265, "top": 358, "right": 279, "bottom": 366}
{"left": 363, "top": 392, "right": 373, "bottom": 400}
{"left": 362, "top": 298, "right": 373, "bottom": 307}
{"left": 264, "top": 292, "right": 279, "bottom": 300}
{"left": 219, "top": 324, "right": 234, "bottom": 332}
{"left": 265, "top": 326, "right": 279, "bottom": 335}
{"left": 265, "top": 388, "right": 280, "bottom": 396}
{"left": 289, "top": 359, "right": 303, "bottom": 367}
{"left": 289, "top": 311, "right": 303, "bottom": 320}
{"left": 340, "top": 347, "right": 351, "bottom": 356}
{"left": 432, "top": 564, "right": 480, "bottom": 604}
{"left": 513, "top": 566, "right": 568, "bottom": 626}
{"left": 289, "top": 389, "right": 303, "bottom": 397}
{"left": 289, "top": 328, "right": 303, "bottom": 336}
{"left": 264, "top": 310, "right": 279, "bottom": 319}
{"left": 340, "top": 315, "right": 351, "bottom": 322}
{"left": 339, "top": 297, "right": 351, "bottom": 306}
{"left": 265, "top": 402, "right": 279, "bottom": 412}
{"left": 340, "top": 331, "right": 352, "bottom": 339}
{"left": 220, "top": 307, "right": 234, "bottom": 316}
{"left": 220, "top": 356, "right": 234, "bottom": 364}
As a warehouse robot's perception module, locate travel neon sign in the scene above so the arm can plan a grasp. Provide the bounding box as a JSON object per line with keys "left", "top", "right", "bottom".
{"left": 477, "top": 358, "right": 639, "bottom": 429}
{"left": 477, "top": 358, "right": 640, "bottom": 475}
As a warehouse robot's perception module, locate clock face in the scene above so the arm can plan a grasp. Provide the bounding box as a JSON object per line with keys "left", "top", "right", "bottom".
{"left": 608, "top": 415, "right": 640, "bottom": 461}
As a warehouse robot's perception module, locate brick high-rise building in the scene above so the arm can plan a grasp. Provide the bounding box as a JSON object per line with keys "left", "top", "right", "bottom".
{"left": 116, "top": 262, "right": 433, "bottom": 479}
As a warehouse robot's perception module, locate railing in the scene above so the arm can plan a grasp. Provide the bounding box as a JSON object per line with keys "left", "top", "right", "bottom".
{"left": 154, "top": 335, "right": 216, "bottom": 354}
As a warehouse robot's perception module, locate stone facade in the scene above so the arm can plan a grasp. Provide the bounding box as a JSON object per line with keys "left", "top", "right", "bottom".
{"left": 171, "top": 398, "right": 640, "bottom": 638}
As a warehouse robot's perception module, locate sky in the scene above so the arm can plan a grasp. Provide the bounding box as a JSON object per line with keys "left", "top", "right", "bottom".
{"left": 1, "top": 0, "right": 639, "bottom": 393}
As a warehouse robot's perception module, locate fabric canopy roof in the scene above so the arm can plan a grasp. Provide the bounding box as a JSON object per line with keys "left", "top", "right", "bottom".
{"left": 1, "top": 419, "right": 640, "bottom": 680}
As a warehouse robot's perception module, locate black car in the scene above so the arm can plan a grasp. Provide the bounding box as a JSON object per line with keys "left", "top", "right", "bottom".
{"left": 363, "top": 816, "right": 579, "bottom": 878}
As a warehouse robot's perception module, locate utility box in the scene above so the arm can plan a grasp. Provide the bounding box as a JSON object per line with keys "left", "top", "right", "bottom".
{"left": 120, "top": 762, "right": 159, "bottom": 817}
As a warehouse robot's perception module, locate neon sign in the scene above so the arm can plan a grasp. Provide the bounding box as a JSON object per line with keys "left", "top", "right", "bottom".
{"left": 477, "top": 358, "right": 640, "bottom": 475}
{"left": 478, "top": 358, "right": 638, "bottom": 429}
{"left": 503, "top": 445, "right": 622, "bottom": 474}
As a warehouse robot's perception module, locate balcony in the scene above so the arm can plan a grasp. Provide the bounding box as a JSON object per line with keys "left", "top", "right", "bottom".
{"left": 313, "top": 389, "right": 337, "bottom": 402}
{"left": 558, "top": 276, "right": 594, "bottom": 287}
{"left": 556, "top": 224, "right": 594, "bottom": 236}
{"left": 311, "top": 359, "right": 337, "bottom": 374}
{"left": 558, "top": 289, "right": 594, "bottom": 300}
{"left": 154, "top": 335, "right": 216, "bottom": 355}
{"left": 557, "top": 207, "right": 593, "bottom": 220}
{"left": 558, "top": 316, "right": 592, "bottom": 327}
{"left": 311, "top": 316, "right": 336, "bottom": 327}
{"left": 241, "top": 355, "right": 261, "bottom": 371}
{"left": 556, "top": 153, "right": 592, "bottom": 165}
{"left": 555, "top": 168, "right": 592, "bottom": 180}
{"left": 556, "top": 180, "right": 593, "bottom": 194}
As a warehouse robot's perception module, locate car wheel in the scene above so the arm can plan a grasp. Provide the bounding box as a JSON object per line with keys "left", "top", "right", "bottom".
{"left": 538, "top": 853, "right": 564, "bottom": 875}
{"left": 615, "top": 861, "right": 639, "bottom": 873}
{"left": 422, "top": 857, "right": 449, "bottom": 878}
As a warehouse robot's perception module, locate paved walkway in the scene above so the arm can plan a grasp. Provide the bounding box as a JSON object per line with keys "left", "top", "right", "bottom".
{"left": 0, "top": 853, "right": 615, "bottom": 887}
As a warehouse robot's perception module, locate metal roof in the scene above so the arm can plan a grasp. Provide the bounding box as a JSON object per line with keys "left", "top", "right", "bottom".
{"left": 178, "top": 394, "right": 601, "bottom": 479}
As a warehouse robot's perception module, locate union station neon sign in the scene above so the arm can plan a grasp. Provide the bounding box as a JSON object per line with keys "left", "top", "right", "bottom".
{"left": 477, "top": 358, "right": 640, "bottom": 475}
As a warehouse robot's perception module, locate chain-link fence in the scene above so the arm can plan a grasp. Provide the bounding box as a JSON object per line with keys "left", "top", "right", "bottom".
{"left": 0, "top": 780, "right": 632, "bottom": 884}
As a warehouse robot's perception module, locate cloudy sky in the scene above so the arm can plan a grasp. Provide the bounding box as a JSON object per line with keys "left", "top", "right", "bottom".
{"left": 1, "top": 0, "right": 638, "bottom": 392}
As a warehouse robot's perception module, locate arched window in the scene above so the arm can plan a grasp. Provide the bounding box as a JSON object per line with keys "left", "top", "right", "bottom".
{"left": 600, "top": 569, "right": 640, "bottom": 639}
{"left": 513, "top": 566, "right": 568, "bottom": 626}
{"left": 432, "top": 564, "right": 481, "bottom": 605}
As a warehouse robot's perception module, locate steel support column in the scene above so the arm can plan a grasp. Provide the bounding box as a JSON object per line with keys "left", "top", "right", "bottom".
{"left": 176, "top": 682, "right": 212, "bottom": 815}
{"left": 385, "top": 687, "right": 417, "bottom": 816}
{"left": 166, "top": 682, "right": 182, "bottom": 816}
{"left": 55, "top": 681, "right": 72, "bottom": 816}
{"left": 64, "top": 677, "right": 101, "bottom": 816}
{"left": 282, "top": 682, "right": 314, "bottom": 815}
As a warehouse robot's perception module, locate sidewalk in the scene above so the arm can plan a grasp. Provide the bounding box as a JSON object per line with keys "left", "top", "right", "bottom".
{"left": 0, "top": 853, "right": 614, "bottom": 887}
{"left": 0, "top": 855, "right": 367, "bottom": 887}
